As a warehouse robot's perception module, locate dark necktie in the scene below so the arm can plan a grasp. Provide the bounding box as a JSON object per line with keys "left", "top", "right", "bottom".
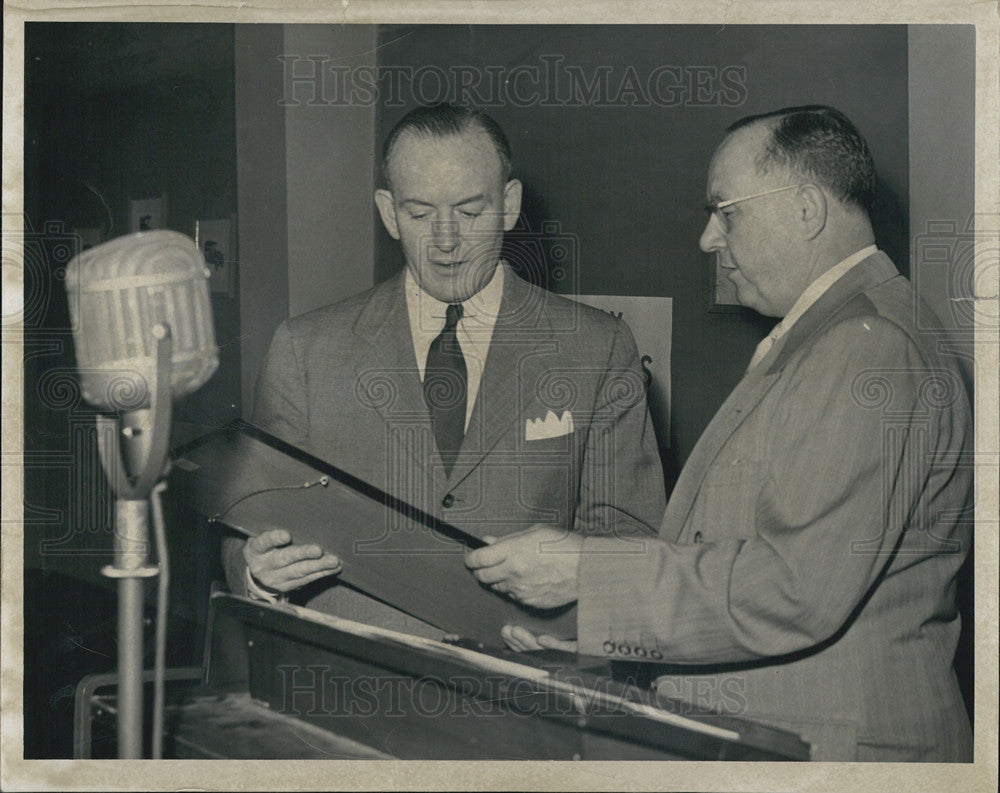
{"left": 423, "top": 303, "right": 467, "bottom": 476}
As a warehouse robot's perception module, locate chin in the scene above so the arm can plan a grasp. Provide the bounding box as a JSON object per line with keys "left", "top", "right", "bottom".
{"left": 740, "top": 296, "right": 767, "bottom": 315}
{"left": 426, "top": 273, "right": 478, "bottom": 303}
{"left": 413, "top": 257, "right": 498, "bottom": 302}
{"left": 730, "top": 281, "right": 761, "bottom": 314}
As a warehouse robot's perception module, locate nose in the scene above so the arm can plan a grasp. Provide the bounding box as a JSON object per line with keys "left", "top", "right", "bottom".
{"left": 699, "top": 213, "right": 725, "bottom": 254}
{"left": 431, "top": 220, "right": 460, "bottom": 253}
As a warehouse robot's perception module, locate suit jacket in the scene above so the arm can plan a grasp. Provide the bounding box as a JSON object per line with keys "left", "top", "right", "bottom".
{"left": 224, "top": 266, "right": 666, "bottom": 636}
{"left": 576, "top": 252, "right": 972, "bottom": 761}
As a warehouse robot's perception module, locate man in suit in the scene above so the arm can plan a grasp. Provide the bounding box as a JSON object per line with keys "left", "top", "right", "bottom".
{"left": 222, "top": 104, "right": 666, "bottom": 637}
{"left": 466, "top": 106, "right": 973, "bottom": 761}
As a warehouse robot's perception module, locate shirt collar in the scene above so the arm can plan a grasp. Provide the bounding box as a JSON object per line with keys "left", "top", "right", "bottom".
{"left": 771, "top": 245, "right": 878, "bottom": 342}
{"left": 404, "top": 262, "right": 506, "bottom": 335}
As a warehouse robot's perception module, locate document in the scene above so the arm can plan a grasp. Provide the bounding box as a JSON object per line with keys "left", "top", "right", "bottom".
{"left": 172, "top": 422, "right": 577, "bottom": 645}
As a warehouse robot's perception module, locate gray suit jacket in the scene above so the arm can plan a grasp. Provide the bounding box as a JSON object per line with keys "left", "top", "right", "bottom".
{"left": 576, "top": 253, "right": 972, "bottom": 761}
{"left": 224, "top": 266, "right": 666, "bottom": 636}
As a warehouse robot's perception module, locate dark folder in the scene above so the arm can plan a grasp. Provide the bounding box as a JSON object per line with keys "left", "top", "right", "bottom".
{"left": 171, "top": 421, "right": 576, "bottom": 644}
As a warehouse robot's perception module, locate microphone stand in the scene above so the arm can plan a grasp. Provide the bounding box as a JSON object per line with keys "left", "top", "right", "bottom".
{"left": 95, "top": 324, "right": 174, "bottom": 759}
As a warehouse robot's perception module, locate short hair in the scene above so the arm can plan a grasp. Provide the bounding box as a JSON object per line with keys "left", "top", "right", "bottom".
{"left": 381, "top": 103, "right": 513, "bottom": 189}
{"left": 726, "top": 105, "right": 876, "bottom": 215}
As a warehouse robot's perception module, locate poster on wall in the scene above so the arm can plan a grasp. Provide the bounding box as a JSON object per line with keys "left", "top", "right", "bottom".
{"left": 127, "top": 194, "right": 167, "bottom": 233}
{"left": 573, "top": 295, "right": 672, "bottom": 446}
{"left": 195, "top": 217, "right": 236, "bottom": 297}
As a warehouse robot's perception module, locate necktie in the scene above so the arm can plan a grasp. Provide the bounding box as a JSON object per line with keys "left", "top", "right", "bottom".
{"left": 424, "top": 303, "right": 467, "bottom": 476}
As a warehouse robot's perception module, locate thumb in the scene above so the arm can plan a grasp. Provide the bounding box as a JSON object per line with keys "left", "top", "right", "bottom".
{"left": 482, "top": 535, "right": 498, "bottom": 545}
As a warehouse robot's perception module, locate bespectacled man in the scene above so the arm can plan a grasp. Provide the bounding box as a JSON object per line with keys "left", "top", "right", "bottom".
{"left": 468, "top": 105, "right": 973, "bottom": 762}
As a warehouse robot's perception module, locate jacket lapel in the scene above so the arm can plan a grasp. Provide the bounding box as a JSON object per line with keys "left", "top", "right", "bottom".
{"left": 351, "top": 271, "right": 448, "bottom": 492}
{"left": 661, "top": 252, "right": 900, "bottom": 538}
{"left": 448, "top": 271, "right": 554, "bottom": 485}
{"left": 764, "top": 251, "right": 898, "bottom": 376}
{"left": 660, "top": 364, "right": 784, "bottom": 538}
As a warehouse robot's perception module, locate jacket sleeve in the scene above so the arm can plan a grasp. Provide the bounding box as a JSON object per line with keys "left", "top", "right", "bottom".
{"left": 573, "top": 317, "right": 666, "bottom": 539}
{"left": 576, "top": 316, "right": 967, "bottom": 662}
{"left": 220, "top": 320, "right": 309, "bottom": 594}
{"left": 251, "top": 320, "right": 309, "bottom": 448}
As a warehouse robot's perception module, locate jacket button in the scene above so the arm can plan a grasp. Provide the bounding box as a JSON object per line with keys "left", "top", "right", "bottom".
{"left": 441, "top": 493, "right": 455, "bottom": 508}
{"left": 602, "top": 641, "right": 616, "bottom": 654}
{"left": 693, "top": 531, "right": 704, "bottom": 544}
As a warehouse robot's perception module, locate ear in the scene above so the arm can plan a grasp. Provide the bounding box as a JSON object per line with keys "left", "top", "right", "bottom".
{"left": 797, "top": 183, "right": 827, "bottom": 240}
{"left": 502, "top": 179, "right": 523, "bottom": 232}
{"left": 374, "top": 189, "right": 400, "bottom": 240}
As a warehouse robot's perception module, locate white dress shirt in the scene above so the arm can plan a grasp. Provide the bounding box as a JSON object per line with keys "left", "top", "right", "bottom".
{"left": 747, "top": 245, "right": 878, "bottom": 372}
{"left": 404, "top": 262, "right": 506, "bottom": 430}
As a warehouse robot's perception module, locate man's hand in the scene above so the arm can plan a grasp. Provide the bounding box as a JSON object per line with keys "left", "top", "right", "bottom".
{"left": 243, "top": 529, "right": 342, "bottom": 593}
{"left": 501, "top": 624, "right": 578, "bottom": 654}
{"left": 464, "top": 524, "right": 582, "bottom": 609}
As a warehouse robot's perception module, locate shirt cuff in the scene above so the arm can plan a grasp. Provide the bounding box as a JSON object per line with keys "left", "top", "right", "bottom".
{"left": 244, "top": 566, "right": 288, "bottom": 604}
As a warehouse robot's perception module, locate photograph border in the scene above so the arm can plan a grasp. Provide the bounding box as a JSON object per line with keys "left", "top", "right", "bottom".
{"left": 2, "top": 2, "right": 997, "bottom": 792}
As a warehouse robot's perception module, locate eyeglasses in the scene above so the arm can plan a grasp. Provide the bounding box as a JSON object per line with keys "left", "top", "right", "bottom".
{"left": 704, "top": 184, "right": 805, "bottom": 232}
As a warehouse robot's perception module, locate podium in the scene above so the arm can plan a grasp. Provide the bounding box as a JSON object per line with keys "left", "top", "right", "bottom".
{"left": 74, "top": 592, "right": 806, "bottom": 760}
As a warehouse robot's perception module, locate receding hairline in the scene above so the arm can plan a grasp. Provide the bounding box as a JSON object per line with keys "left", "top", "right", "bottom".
{"left": 718, "top": 118, "right": 786, "bottom": 176}
{"left": 721, "top": 112, "right": 779, "bottom": 153}
{"left": 382, "top": 123, "right": 511, "bottom": 188}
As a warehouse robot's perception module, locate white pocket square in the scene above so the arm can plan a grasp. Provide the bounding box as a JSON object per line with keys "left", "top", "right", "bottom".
{"left": 525, "top": 410, "right": 575, "bottom": 441}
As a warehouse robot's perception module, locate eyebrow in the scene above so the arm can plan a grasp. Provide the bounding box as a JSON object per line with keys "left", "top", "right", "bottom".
{"left": 399, "top": 194, "right": 488, "bottom": 209}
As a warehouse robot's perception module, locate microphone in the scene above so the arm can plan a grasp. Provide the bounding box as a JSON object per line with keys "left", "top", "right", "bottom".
{"left": 65, "top": 229, "right": 218, "bottom": 414}
{"left": 64, "top": 230, "right": 218, "bottom": 759}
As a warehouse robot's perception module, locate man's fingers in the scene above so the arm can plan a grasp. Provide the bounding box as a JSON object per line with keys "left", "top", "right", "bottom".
{"left": 500, "top": 625, "right": 528, "bottom": 652}
{"left": 471, "top": 563, "right": 511, "bottom": 586}
{"left": 255, "top": 554, "right": 342, "bottom": 591}
{"left": 501, "top": 624, "right": 544, "bottom": 652}
{"left": 508, "top": 625, "right": 544, "bottom": 650}
{"left": 466, "top": 526, "right": 561, "bottom": 569}
{"left": 282, "top": 563, "right": 343, "bottom": 590}
{"left": 279, "top": 553, "right": 340, "bottom": 579}
{"left": 536, "top": 634, "right": 578, "bottom": 653}
{"left": 465, "top": 542, "right": 507, "bottom": 570}
{"left": 501, "top": 625, "right": 578, "bottom": 654}
{"left": 267, "top": 543, "right": 325, "bottom": 570}
{"left": 248, "top": 529, "right": 292, "bottom": 552}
